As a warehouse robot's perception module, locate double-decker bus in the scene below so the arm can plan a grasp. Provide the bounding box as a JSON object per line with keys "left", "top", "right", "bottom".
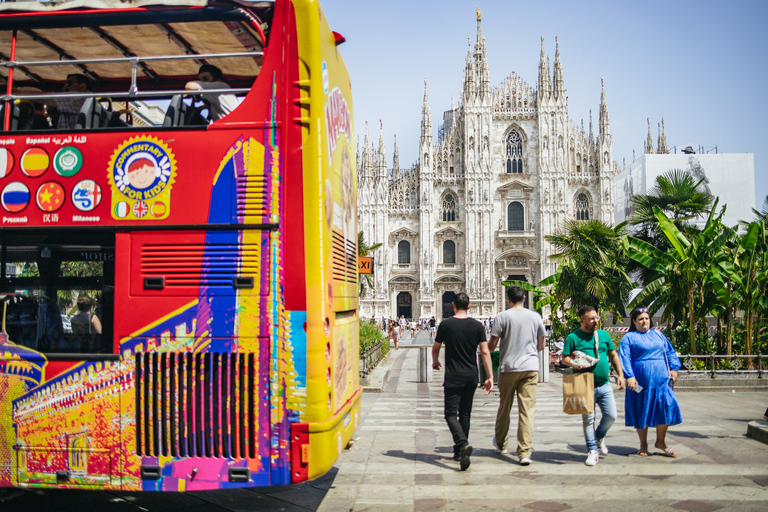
{"left": 0, "top": 0, "right": 359, "bottom": 491}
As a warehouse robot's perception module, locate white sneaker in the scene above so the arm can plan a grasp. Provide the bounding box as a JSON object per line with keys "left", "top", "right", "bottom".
{"left": 519, "top": 457, "right": 532, "bottom": 466}
{"left": 597, "top": 438, "right": 609, "bottom": 456}
{"left": 492, "top": 436, "right": 508, "bottom": 454}
{"left": 585, "top": 450, "right": 599, "bottom": 466}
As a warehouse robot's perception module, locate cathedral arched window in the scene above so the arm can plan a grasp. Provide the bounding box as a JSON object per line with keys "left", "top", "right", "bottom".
{"left": 505, "top": 130, "right": 524, "bottom": 174}
{"left": 576, "top": 193, "right": 590, "bottom": 220}
{"left": 442, "top": 194, "right": 456, "bottom": 222}
{"left": 443, "top": 240, "right": 456, "bottom": 264}
{"left": 404, "top": 191, "right": 410, "bottom": 208}
{"left": 507, "top": 201, "right": 524, "bottom": 231}
{"left": 398, "top": 240, "right": 410, "bottom": 264}
{"left": 450, "top": 155, "right": 454, "bottom": 174}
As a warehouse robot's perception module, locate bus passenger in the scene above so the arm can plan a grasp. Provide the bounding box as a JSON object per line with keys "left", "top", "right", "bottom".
{"left": 185, "top": 64, "right": 238, "bottom": 121}
{"left": 55, "top": 74, "right": 92, "bottom": 129}
{"left": 70, "top": 295, "right": 102, "bottom": 352}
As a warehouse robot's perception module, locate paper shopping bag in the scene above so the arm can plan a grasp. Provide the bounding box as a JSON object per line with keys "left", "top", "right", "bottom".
{"left": 562, "top": 372, "right": 595, "bottom": 415}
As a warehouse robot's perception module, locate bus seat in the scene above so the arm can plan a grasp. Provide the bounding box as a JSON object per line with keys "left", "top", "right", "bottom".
{"left": 1, "top": 101, "right": 28, "bottom": 131}
{"left": 75, "top": 98, "right": 128, "bottom": 129}
{"left": 163, "top": 94, "right": 207, "bottom": 127}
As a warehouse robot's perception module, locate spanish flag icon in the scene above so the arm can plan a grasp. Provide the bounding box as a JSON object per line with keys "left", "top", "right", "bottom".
{"left": 21, "top": 147, "right": 49, "bottom": 178}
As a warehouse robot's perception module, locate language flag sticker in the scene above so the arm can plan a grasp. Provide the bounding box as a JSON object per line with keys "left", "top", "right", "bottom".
{"left": 54, "top": 147, "right": 83, "bottom": 177}
{"left": 72, "top": 180, "right": 102, "bottom": 212}
{"left": 0, "top": 148, "right": 14, "bottom": 178}
{"left": 21, "top": 147, "right": 50, "bottom": 178}
{"left": 36, "top": 182, "right": 65, "bottom": 212}
{"left": 132, "top": 201, "right": 148, "bottom": 218}
{"left": 114, "top": 201, "right": 129, "bottom": 218}
{"left": 1, "top": 181, "right": 30, "bottom": 213}
{"left": 150, "top": 201, "right": 166, "bottom": 217}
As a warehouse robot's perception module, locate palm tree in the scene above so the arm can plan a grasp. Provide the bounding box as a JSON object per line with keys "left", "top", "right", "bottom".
{"left": 545, "top": 219, "right": 635, "bottom": 321}
{"left": 358, "top": 231, "right": 382, "bottom": 297}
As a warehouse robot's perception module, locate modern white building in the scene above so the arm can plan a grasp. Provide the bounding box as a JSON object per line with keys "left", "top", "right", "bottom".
{"left": 357, "top": 13, "right": 618, "bottom": 320}
{"left": 614, "top": 121, "right": 755, "bottom": 229}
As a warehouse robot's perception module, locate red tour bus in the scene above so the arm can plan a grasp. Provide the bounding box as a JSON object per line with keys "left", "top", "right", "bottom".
{"left": 0, "top": 0, "right": 360, "bottom": 491}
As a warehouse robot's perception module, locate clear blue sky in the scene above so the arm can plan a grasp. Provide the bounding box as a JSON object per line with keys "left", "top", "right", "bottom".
{"left": 320, "top": 0, "right": 767, "bottom": 211}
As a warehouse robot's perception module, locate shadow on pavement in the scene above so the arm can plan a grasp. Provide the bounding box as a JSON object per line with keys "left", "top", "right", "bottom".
{"left": 382, "top": 449, "right": 457, "bottom": 471}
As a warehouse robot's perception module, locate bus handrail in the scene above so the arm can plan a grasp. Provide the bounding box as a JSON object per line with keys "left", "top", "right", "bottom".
{"left": 1, "top": 50, "right": 263, "bottom": 69}
{"left": 2, "top": 88, "right": 251, "bottom": 103}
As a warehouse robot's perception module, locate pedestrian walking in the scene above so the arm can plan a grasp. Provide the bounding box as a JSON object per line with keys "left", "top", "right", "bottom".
{"left": 392, "top": 321, "right": 400, "bottom": 350}
{"left": 561, "top": 306, "right": 625, "bottom": 466}
{"left": 619, "top": 307, "right": 681, "bottom": 457}
{"left": 432, "top": 292, "right": 493, "bottom": 471}
{"left": 488, "top": 285, "right": 546, "bottom": 465}
{"left": 429, "top": 316, "right": 436, "bottom": 340}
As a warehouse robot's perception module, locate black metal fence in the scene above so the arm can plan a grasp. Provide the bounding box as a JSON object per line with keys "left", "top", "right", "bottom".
{"left": 359, "top": 341, "right": 386, "bottom": 378}
{"left": 678, "top": 354, "right": 766, "bottom": 378}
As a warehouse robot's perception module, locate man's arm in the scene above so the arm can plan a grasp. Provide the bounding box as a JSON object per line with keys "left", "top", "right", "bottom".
{"left": 478, "top": 341, "right": 493, "bottom": 394}
{"left": 608, "top": 349, "right": 625, "bottom": 389}
{"left": 537, "top": 336, "right": 546, "bottom": 352}
{"left": 432, "top": 341, "right": 442, "bottom": 370}
{"left": 488, "top": 335, "right": 499, "bottom": 352}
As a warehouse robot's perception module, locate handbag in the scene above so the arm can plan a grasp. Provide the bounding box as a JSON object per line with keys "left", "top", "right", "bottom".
{"left": 562, "top": 372, "right": 595, "bottom": 414}
{"left": 562, "top": 331, "right": 600, "bottom": 414}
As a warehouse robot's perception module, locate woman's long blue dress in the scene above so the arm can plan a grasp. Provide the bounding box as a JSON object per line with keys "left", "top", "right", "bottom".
{"left": 618, "top": 329, "right": 682, "bottom": 428}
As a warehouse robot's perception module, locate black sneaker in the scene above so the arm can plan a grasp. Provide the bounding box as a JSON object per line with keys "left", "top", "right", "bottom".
{"left": 459, "top": 444, "right": 473, "bottom": 471}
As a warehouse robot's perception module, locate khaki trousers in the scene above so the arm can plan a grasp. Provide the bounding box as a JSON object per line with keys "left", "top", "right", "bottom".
{"left": 495, "top": 371, "right": 538, "bottom": 459}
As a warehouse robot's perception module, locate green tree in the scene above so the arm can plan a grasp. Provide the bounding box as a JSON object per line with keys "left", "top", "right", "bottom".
{"left": 358, "top": 231, "right": 381, "bottom": 297}
{"left": 545, "top": 219, "right": 635, "bottom": 321}
{"left": 624, "top": 201, "right": 730, "bottom": 354}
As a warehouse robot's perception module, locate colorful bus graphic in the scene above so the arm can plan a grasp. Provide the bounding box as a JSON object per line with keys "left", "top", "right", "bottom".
{"left": 0, "top": 0, "right": 359, "bottom": 491}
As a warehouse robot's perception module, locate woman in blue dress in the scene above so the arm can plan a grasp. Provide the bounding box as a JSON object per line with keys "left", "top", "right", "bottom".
{"left": 619, "top": 308, "right": 682, "bottom": 457}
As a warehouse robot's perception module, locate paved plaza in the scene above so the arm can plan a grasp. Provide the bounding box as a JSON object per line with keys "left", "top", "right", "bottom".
{"left": 1, "top": 330, "right": 767, "bottom": 511}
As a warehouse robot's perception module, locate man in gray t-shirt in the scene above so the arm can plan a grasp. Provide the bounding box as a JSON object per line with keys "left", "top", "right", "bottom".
{"left": 488, "top": 285, "right": 546, "bottom": 464}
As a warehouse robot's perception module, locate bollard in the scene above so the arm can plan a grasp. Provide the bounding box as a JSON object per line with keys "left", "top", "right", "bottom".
{"left": 538, "top": 348, "right": 549, "bottom": 383}
{"left": 418, "top": 347, "right": 429, "bottom": 383}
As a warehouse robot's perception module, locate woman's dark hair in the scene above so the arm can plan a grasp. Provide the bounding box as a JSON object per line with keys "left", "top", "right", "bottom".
{"left": 629, "top": 307, "right": 654, "bottom": 331}
{"left": 76, "top": 295, "right": 93, "bottom": 312}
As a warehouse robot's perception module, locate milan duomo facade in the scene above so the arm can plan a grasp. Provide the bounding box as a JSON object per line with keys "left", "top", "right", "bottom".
{"left": 357, "top": 14, "right": 618, "bottom": 321}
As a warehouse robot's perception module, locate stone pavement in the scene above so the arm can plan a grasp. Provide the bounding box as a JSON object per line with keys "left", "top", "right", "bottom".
{"left": 319, "top": 330, "right": 768, "bottom": 512}
{"left": 2, "top": 329, "right": 767, "bottom": 511}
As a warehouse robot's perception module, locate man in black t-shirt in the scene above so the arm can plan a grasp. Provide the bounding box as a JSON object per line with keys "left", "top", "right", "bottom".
{"left": 432, "top": 292, "right": 493, "bottom": 470}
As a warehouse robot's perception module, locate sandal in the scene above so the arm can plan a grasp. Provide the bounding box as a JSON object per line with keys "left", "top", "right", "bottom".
{"left": 637, "top": 444, "right": 649, "bottom": 457}
{"left": 656, "top": 445, "right": 676, "bottom": 458}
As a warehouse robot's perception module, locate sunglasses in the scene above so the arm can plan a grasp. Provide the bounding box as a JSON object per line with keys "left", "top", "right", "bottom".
{"left": 634, "top": 307, "right": 649, "bottom": 314}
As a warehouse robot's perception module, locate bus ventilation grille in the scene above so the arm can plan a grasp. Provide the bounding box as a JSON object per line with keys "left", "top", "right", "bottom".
{"left": 236, "top": 174, "right": 270, "bottom": 218}
{"left": 141, "top": 243, "right": 260, "bottom": 288}
{"left": 135, "top": 352, "right": 258, "bottom": 459}
{"left": 332, "top": 229, "right": 357, "bottom": 282}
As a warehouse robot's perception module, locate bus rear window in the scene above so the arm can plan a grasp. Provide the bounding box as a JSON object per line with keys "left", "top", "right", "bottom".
{"left": 1, "top": 232, "right": 114, "bottom": 354}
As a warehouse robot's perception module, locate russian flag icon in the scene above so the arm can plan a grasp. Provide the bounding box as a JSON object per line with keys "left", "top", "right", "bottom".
{"left": 2, "top": 181, "right": 30, "bottom": 213}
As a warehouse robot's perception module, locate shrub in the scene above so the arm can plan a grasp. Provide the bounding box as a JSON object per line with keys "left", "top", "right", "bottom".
{"left": 359, "top": 319, "right": 389, "bottom": 357}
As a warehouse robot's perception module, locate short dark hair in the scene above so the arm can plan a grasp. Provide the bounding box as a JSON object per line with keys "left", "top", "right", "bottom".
{"left": 506, "top": 285, "right": 526, "bottom": 304}
{"left": 629, "top": 307, "right": 654, "bottom": 331}
{"left": 578, "top": 305, "right": 597, "bottom": 317}
{"left": 198, "top": 64, "right": 224, "bottom": 81}
{"left": 76, "top": 295, "right": 93, "bottom": 312}
{"left": 454, "top": 292, "right": 470, "bottom": 311}
{"left": 66, "top": 73, "right": 91, "bottom": 90}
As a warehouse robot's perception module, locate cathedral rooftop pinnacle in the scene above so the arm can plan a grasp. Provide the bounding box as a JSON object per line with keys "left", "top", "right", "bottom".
{"left": 553, "top": 36, "right": 564, "bottom": 99}
{"left": 644, "top": 117, "right": 655, "bottom": 154}
{"left": 599, "top": 77, "right": 610, "bottom": 136}
{"left": 657, "top": 117, "right": 669, "bottom": 154}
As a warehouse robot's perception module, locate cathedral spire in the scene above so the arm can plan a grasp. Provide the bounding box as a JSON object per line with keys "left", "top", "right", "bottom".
{"left": 657, "top": 118, "right": 669, "bottom": 154}
{"left": 463, "top": 37, "right": 475, "bottom": 100}
{"left": 537, "top": 36, "right": 551, "bottom": 98}
{"left": 361, "top": 120, "right": 372, "bottom": 178}
{"left": 393, "top": 133, "right": 400, "bottom": 175}
{"left": 598, "top": 77, "right": 610, "bottom": 136}
{"left": 377, "top": 119, "right": 387, "bottom": 178}
{"left": 421, "top": 78, "right": 431, "bottom": 138}
{"left": 589, "top": 109, "right": 594, "bottom": 150}
{"left": 553, "top": 36, "right": 565, "bottom": 99}
{"left": 474, "top": 9, "right": 490, "bottom": 97}
{"left": 644, "top": 117, "right": 654, "bottom": 154}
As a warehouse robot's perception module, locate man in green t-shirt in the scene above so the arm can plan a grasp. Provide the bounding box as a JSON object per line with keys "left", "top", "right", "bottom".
{"left": 562, "top": 306, "right": 625, "bottom": 467}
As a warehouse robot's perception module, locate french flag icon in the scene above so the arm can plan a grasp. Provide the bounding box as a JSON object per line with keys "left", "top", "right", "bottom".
{"left": 0, "top": 148, "right": 13, "bottom": 178}
{"left": 2, "top": 181, "right": 30, "bottom": 213}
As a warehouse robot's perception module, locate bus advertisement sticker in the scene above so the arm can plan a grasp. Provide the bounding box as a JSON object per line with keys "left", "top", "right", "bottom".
{"left": 1, "top": 181, "right": 30, "bottom": 213}
{"left": 53, "top": 147, "right": 83, "bottom": 177}
{"left": 72, "top": 180, "right": 102, "bottom": 212}
{"left": 21, "top": 147, "right": 49, "bottom": 178}
{"left": 0, "top": 148, "right": 14, "bottom": 178}
{"left": 107, "top": 135, "right": 176, "bottom": 221}
{"left": 36, "top": 182, "right": 65, "bottom": 212}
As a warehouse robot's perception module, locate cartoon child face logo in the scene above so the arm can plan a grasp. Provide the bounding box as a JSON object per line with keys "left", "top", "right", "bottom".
{"left": 126, "top": 157, "right": 157, "bottom": 190}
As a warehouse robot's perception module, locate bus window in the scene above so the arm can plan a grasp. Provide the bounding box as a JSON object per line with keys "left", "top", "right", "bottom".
{"left": 1, "top": 232, "right": 114, "bottom": 354}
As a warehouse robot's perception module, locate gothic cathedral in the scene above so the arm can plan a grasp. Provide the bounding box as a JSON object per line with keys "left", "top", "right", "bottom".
{"left": 357, "top": 13, "right": 618, "bottom": 320}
